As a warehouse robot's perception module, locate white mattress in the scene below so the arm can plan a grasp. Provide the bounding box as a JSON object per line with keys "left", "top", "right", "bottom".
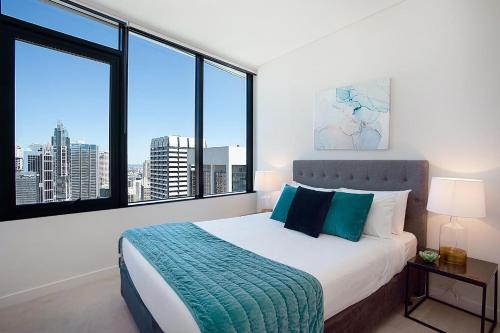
{"left": 122, "top": 213, "right": 417, "bottom": 333}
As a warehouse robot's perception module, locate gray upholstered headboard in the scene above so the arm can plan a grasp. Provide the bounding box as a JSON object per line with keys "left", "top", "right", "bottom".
{"left": 293, "top": 160, "right": 429, "bottom": 249}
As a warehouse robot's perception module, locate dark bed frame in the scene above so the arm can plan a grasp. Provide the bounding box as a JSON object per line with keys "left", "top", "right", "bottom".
{"left": 120, "top": 160, "right": 429, "bottom": 333}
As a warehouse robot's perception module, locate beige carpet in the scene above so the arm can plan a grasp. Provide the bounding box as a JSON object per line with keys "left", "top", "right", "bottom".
{"left": 0, "top": 270, "right": 497, "bottom": 333}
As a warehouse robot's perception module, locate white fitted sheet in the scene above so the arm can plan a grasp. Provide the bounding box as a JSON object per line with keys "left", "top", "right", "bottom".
{"left": 122, "top": 213, "right": 417, "bottom": 333}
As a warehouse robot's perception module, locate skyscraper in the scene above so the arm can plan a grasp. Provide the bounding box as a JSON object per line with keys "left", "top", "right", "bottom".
{"left": 23, "top": 144, "right": 55, "bottom": 203}
{"left": 142, "top": 159, "right": 151, "bottom": 201}
{"left": 15, "top": 172, "right": 38, "bottom": 205}
{"left": 187, "top": 146, "right": 246, "bottom": 195}
{"left": 71, "top": 143, "right": 98, "bottom": 200}
{"left": 98, "top": 151, "right": 109, "bottom": 197}
{"left": 150, "top": 136, "right": 194, "bottom": 200}
{"left": 51, "top": 121, "right": 71, "bottom": 201}
{"left": 15, "top": 145, "right": 23, "bottom": 171}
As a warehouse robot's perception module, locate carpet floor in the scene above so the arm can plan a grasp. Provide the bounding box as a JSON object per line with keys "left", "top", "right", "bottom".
{"left": 0, "top": 269, "right": 497, "bottom": 333}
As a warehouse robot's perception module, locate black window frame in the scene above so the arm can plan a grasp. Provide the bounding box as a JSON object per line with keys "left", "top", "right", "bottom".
{"left": 0, "top": 1, "right": 254, "bottom": 222}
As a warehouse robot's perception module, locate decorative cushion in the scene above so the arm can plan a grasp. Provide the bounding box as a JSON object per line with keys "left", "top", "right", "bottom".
{"left": 284, "top": 186, "right": 334, "bottom": 238}
{"left": 270, "top": 184, "right": 297, "bottom": 222}
{"left": 322, "top": 192, "right": 374, "bottom": 242}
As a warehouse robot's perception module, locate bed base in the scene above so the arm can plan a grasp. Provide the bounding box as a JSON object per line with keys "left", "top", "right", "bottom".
{"left": 120, "top": 260, "right": 419, "bottom": 333}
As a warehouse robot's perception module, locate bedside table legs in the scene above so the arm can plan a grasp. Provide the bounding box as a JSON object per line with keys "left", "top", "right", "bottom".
{"left": 405, "top": 266, "right": 498, "bottom": 333}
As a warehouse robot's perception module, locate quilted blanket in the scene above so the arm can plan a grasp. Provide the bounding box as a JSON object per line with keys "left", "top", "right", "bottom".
{"left": 120, "top": 222, "right": 324, "bottom": 333}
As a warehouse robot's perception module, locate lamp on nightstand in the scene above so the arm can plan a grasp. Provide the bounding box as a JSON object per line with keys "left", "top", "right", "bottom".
{"left": 427, "top": 177, "right": 486, "bottom": 265}
{"left": 254, "top": 171, "right": 280, "bottom": 212}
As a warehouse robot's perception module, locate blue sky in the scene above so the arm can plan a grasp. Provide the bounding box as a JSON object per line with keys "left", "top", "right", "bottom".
{"left": 6, "top": 0, "right": 246, "bottom": 164}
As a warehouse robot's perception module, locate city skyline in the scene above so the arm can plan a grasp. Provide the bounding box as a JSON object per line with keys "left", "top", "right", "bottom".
{"left": 16, "top": 122, "right": 246, "bottom": 204}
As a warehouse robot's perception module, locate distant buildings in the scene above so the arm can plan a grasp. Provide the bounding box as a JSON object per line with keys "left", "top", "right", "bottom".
{"left": 148, "top": 135, "right": 246, "bottom": 201}
{"left": 51, "top": 122, "right": 71, "bottom": 201}
{"left": 15, "top": 123, "right": 246, "bottom": 205}
{"left": 70, "top": 143, "right": 98, "bottom": 200}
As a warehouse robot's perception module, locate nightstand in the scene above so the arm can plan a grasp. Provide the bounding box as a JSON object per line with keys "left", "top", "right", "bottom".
{"left": 405, "top": 253, "right": 498, "bottom": 333}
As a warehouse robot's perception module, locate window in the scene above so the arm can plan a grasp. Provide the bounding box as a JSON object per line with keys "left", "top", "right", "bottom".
{"left": 1, "top": 0, "right": 118, "bottom": 48}
{"left": 203, "top": 61, "right": 247, "bottom": 195}
{"left": 127, "top": 32, "right": 195, "bottom": 203}
{"left": 14, "top": 41, "right": 111, "bottom": 205}
{"left": 0, "top": 2, "right": 253, "bottom": 222}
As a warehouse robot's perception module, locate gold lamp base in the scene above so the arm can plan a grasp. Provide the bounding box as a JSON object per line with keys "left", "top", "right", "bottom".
{"left": 439, "top": 246, "right": 467, "bottom": 265}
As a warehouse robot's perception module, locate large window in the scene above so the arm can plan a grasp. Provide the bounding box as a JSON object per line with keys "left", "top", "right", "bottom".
{"left": 14, "top": 41, "right": 111, "bottom": 205}
{"left": 0, "top": 1, "right": 253, "bottom": 221}
{"left": 127, "top": 32, "right": 195, "bottom": 203}
{"left": 203, "top": 61, "right": 247, "bottom": 195}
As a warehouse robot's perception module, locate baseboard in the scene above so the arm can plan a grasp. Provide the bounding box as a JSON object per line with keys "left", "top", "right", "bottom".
{"left": 0, "top": 265, "right": 118, "bottom": 309}
{"left": 429, "top": 285, "right": 500, "bottom": 319}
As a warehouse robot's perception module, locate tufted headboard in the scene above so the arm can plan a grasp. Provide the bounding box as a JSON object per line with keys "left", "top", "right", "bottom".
{"left": 293, "top": 160, "right": 429, "bottom": 249}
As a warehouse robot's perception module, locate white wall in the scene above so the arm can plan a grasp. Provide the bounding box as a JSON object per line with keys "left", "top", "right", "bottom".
{"left": 256, "top": 0, "right": 500, "bottom": 316}
{"left": 0, "top": 193, "right": 256, "bottom": 306}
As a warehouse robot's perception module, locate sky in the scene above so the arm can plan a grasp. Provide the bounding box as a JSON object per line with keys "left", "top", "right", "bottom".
{"left": 5, "top": 0, "right": 247, "bottom": 165}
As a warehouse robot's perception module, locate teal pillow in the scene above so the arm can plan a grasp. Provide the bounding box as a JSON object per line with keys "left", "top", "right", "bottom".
{"left": 322, "top": 192, "right": 374, "bottom": 242}
{"left": 270, "top": 185, "right": 297, "bottom": 222}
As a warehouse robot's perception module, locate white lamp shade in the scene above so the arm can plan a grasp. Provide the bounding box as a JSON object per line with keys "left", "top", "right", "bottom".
{"left": 254, "top": 171, "right": 280, "bottom": 192}
{"left": 427, "top": 177, "right": 486, "bottom": 218}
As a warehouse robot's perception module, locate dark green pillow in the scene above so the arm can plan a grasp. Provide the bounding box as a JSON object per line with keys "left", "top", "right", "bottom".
{"left": 270, "top": 185, "right": 297, "bottom": 222}
{"left": 322, "top": 192, "right": 374, "bottom": 242}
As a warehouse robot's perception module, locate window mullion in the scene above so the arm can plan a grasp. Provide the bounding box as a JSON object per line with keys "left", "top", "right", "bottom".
{"left": 0, "top": 29, "right": 16, "bottom": 220}
{"left": 246, "top": 74, "right": 254, "bottom": 193}
{"left": 195, "top": 55, "right": 204, "bottom": 199}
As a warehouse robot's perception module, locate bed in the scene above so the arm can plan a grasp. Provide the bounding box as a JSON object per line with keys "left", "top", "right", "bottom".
{"left": 120, "top": 160, "right": 429, "bottom": 333}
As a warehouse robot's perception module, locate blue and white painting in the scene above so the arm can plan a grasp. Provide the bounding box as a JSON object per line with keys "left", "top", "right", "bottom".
{"left": 314, "top": 78, "right": 390, "bottom": 150}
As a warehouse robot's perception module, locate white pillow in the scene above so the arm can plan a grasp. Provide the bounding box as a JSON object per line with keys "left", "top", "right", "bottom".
{"left": 338, "top": 188, "right": 411, "bottom": 235}
{"left": 272, "top": 181, "right": 336, "bottom": 210}
{"left": 288, "top": 181, "right": 336, "bottom": 192}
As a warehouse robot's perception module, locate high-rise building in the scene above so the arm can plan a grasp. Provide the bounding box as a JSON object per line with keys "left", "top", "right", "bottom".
{"left": 15, "top": 145, "right": 23, "bottom": 171}
{"left": 98, "top": 151, "right": 109, "bottom": 197}
{"left": 23, "top": 144, "right": 55, "bottom": 203}
{"left": 142, "top": 159, "right": 151, "bottom": 201}
{"left": 150, "top": 136, "right": 195, "bottom": 200}
{"left": 51, "top": 121, "right": 71, "bottom": 201}
{"left": 187, "top": 146, "right": 246, "bottom": 195}
{"left": 15, "top": 172, "right": 38, "bottom": 205}
{"left": 71, "top": 143, "right": 98, "bottom": 200}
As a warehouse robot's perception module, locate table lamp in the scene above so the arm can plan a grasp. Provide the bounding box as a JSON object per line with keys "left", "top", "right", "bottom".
{"left": 427, "top": 177, "right": 486, "bottom": 265}
{"left": 254, "top": 171, "right": 280, "bottom": 212}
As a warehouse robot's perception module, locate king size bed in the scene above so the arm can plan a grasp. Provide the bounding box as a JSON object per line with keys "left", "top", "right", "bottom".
{"left": 119, "top": 160, "right": 429, "bottom": 333}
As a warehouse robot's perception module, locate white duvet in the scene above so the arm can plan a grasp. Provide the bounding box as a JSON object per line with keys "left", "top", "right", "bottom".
{"left": 122, "top": 212, "right": 416, "bottom": 333}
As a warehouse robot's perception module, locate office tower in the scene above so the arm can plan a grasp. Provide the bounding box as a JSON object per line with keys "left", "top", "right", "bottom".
{"left": 15, "top": 172, "right": 38, "bottom": 205}
{"left": 51, "top": 121, "right": 71, "bottom": 201}
{"left": 23, "top": 144, "right": 55, "bottom": 203}
{"left": 142, "top": 159, "right": 151, "bottom": 201}
{"left": 15, "top": 145, "right": 23, "bottom": 171}
{"left": 98, "top": 151, "right": 109, "bottom": 197}
{"left": 189, "top": 146, "right": 246, "bottom": 195}
{"left": 150, "top": 136, "right": 194, "bottom": 200}
{"left": 231, "top": 165, "right": 247, "bottom": 192}
{"left": 71, "top": 143, "right": 98, "bottom": 200}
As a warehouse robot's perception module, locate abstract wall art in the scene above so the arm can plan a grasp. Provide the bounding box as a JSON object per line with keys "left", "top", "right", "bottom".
{"left": 314, "top": 78, "right": 390, "bottom": 150}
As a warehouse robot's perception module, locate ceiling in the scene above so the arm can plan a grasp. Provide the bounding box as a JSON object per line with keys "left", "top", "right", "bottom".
{"left": 81, "top": 0, "right": 403, "bottom": 71}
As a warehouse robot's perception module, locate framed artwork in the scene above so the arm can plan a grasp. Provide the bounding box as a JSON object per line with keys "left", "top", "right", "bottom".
{"left": 314, "top": 78, "right": 390, "bottom": 150}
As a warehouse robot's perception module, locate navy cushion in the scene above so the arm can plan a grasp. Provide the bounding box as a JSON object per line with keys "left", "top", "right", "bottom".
{"left": 284, "top": 186, "right": 334, "bottom": 238}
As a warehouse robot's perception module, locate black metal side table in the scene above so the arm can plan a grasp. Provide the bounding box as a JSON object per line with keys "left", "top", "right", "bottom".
{"left": 406, "top": 253, "right": 498, "bottom": 333}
